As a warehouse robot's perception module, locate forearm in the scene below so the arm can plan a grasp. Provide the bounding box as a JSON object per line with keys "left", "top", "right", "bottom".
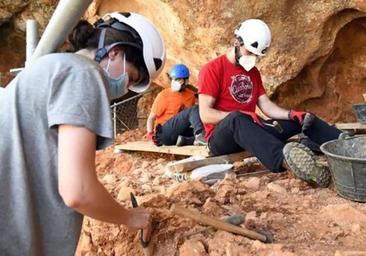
{"left": 58, "top": 125, "right": 132, "bottom": 225}
{"left": 72, "top": 177, "right": 131, "bottom": 225}
{"left": 262, "top": 103, "right": 289, "bottom": 120}
{"left": 200, "top": 107, "right": 230, "bottom": 124}
{"left": 199, "top": 94, "right": 230, "bottom": 124}
{"left": 258, "top": 95, "right": 290, "bottom": 120}
{"left": 146, "top": 114, "right": 156, "bottom": 133}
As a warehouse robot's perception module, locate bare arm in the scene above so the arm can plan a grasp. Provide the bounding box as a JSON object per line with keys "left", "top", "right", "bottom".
{"left": 257, "top": 94, "right": 289, "bottom": 120}
{"left": 199, "top": 94, "right": 230, "bottom": 124}
{"left": 58, "top": 125, "right": 150, "bottom": 231}
{"left": 146, "top": 112, "right": 157, "bottom": 133}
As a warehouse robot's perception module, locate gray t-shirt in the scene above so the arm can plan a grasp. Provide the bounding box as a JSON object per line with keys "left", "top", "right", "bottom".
{"left": 0, "top": 53, "right": 113, "bottom": 255}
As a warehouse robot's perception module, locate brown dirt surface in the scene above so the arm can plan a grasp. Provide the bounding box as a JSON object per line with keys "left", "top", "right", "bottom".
{"left": 76, "top": 129, "right": 366, "bottom": 256}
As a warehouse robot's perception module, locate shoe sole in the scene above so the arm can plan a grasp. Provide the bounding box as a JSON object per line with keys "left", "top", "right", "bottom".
{"left": 283, "top": 142, "right": 331, "bottom": 187}
{"left": 176, "top": 135, "right": 185, "bottom": 147}
{"left": 193, "top": 141, "right": 207, "bottom": 146}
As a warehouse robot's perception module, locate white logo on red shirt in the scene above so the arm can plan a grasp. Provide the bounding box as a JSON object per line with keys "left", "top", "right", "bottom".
{"left": 229, "top": 74, "right": 253, "bottom": 103}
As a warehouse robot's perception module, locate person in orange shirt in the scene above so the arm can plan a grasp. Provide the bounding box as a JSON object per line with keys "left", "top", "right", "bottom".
{"left": 146, "top": 64, "right": 205, "bottom": 146}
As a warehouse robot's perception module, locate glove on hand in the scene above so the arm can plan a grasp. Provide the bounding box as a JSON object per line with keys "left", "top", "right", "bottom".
{"left": 147, "top": 131, "right": 154, "bottom": 141}
{"left": 240, "top": 111, "right": 264, "bottom": 127}
{"left": 146, "top": 131, "right": 158, "bottom": 145}
{"left": 288, "top": 110, "right": 307, "bottom": 124}
{"left": 301, "top": 112, "right": 315, "bottom": 132}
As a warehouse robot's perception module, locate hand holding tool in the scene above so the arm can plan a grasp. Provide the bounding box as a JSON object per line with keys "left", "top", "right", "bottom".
{"left": 130, "top": 193, "right": 153, "bottom": 256}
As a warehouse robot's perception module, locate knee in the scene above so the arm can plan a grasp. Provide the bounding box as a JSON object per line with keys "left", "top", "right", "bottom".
{"left": 228, "top": 111, "right": 252, "bottom": 124}
{"left": 188, "top": 105, "right": 199, "bottom": 116}
{"left": 230, "top": 111, "right": 243, "bottom": 118}
{"left": 191, "top": 105, "right": 199, "bottom": 111}
{"left": 217, "top": 112, "right": 252, "bottom": 131}
{"left": 227, "top": 111, "right": 247, "bottom": 120}
{"left": 189, "top": 105, "right": 198, "bottom": 114}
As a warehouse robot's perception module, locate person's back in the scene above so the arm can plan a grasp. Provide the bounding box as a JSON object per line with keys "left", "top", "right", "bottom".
{"left": 0, "top": 53, "right": 112, "bottom": 255}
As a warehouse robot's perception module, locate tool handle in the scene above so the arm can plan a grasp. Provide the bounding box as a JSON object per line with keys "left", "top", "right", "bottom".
{"left": 140, "top": 232, "right": 150, "bottom": 248}
{"left": 130, "top": 193, "right": 150, "bottom": 248}
{"left": 272, "top": 121, "right": 284, "bottom": 133}
{"left": 171, "top": 204, "right": 268, "bottom": 242}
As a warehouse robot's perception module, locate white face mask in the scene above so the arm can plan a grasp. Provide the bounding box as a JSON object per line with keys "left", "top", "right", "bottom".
{"left": 171, "top": 80, "right": 183, "bottom": 92}
{"left": 104, "top": 54, "right": 129, "bottom": 101}
{"left": 239, "top": 55, "right": 257, "bottom": 71}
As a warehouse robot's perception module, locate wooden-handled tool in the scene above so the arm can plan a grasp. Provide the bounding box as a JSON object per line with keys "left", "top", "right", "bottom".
{"left": 130, "top": 193, "right": 153, "bottom": 256}
{"left": 263, "top": 121, "right": 283, "bottom": 133}
{"left": 171, "top": 204, "right": 272, "bottom": 243}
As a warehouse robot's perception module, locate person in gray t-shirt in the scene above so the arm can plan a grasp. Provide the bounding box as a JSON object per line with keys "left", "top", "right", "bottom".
{"left": 0, "top": 12, "right": 165, "bottom": 256}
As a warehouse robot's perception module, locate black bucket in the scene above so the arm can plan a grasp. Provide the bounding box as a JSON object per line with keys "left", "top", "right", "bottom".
{"left": 352, "top": 103, "right": 366, "bottom": 124}
{"left": 320, "top": 136, "right": 366, "bottom": 202}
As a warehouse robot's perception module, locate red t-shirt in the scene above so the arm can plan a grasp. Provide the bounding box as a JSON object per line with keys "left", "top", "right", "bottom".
{"left": 198, "top": 54, "right": 266, "bottom": 140}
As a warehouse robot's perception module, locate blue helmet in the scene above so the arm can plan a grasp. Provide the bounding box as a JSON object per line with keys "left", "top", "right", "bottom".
{"left": 169, "top": 64, "right": 190, "bottom": 79}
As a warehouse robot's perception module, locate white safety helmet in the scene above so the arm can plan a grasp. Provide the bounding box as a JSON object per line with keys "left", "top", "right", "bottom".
{"left": 96, "top": 12, "right": 166, "bottom": 93}
{"left": 234, "top": 19, "right": 271, "bottom": 56}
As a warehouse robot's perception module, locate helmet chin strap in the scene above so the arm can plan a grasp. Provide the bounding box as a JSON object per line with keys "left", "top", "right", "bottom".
{"left": 234, "top": 45, "right": 242, "bottom": 66}
{"left": 179, "top": 83, "right": 186, "bottom": 92}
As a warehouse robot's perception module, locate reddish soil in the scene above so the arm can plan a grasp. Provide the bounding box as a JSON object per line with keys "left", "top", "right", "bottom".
{"left": 76, "top": 130, "right": 366, "bottom": 256}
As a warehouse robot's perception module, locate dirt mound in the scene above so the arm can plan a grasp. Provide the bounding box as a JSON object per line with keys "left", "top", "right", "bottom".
{"left": 76, "top": 129, "right": 366, "bottom": 256}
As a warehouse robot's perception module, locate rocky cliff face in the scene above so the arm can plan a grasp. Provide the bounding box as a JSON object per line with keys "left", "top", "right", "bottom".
{"left": 1, "top": 0, "right": 366, "bottom": 122}
{"left": 0, "top": 0, "right": 56, "bottom": 86}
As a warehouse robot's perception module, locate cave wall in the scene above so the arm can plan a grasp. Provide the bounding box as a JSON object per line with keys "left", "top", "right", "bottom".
{"left": 272, "top": 17, "right": 366, "bottom": 123}
{"left": 0, "top": 0, "right": 57, "bottom": 86}
{"left": 1, "top": 0, "right": 366, "bottom": 122}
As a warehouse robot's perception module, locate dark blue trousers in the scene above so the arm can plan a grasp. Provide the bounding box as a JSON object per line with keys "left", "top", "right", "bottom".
{"left": 156, "top": 105, "right": 204, "bottom": 145}
{"left": 208, "top": 112, "right": 341, "bottom": 172}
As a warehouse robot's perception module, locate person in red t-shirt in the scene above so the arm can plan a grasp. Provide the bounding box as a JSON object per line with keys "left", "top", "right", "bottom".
{"left": 146, "top": 64, "right": 206, "bottom": 146}
{"left": 198, "top": 19, "right": 343, "bottom": 187}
